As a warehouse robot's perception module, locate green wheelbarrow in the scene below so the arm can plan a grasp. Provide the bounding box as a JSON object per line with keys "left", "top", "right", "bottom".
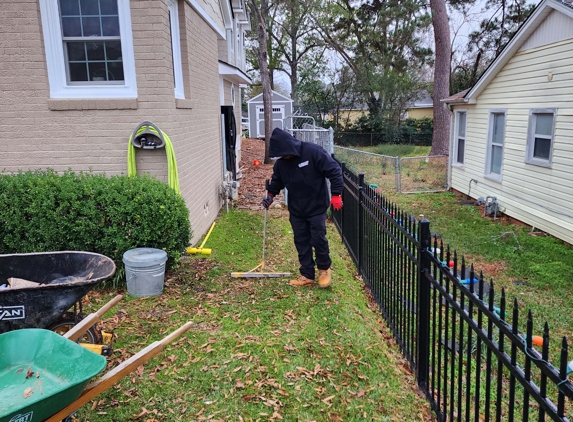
{"left": 0, "top": 321, "right": 193, "bottom": 422}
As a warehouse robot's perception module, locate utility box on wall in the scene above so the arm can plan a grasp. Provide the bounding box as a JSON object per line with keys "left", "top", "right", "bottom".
{"left": 247, "top": 91, "right": 293, "bottom": 138}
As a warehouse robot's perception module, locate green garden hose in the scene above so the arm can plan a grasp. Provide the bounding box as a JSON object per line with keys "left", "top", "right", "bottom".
{"left": 127, "top": 123, "right": 180, "bottom": 195}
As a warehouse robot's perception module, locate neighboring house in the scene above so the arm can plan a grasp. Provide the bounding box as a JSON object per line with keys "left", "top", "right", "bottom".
{"left": 443, "top": 0, "right": 573, "bottom": 244}
{"left": 405, "top": 91, "right": 433, "bottom": 119}
{"left": 0, "top": 0, "right": 251, "bottom": 244}
{"left": 247, "top": 91, "right": 293, "bottom": 138}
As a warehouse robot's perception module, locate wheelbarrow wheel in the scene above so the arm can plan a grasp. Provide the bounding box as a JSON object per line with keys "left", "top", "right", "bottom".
{"left": 49, "top": 312, "right": 102, "bottom": 344}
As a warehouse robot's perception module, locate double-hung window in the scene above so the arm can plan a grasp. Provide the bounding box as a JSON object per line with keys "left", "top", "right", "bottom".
{"left": 485, "top": 110, "right": 506, "bottom": 180}
{"left": 39, "top": 0, "right": 137, "bottom": 99}
{"left": 454, "top": 110, "right": 467, "bottom": 166}
{"left": 526, "top": 109, "right": 556, "bottom": 167}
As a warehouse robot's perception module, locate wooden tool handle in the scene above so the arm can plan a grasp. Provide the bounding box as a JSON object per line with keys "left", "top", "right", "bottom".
{"left": 45, "top": 321, "right": 194, "bottom": 422}
{"left": 64, "top": 294, "right": 123, "bottom": 342}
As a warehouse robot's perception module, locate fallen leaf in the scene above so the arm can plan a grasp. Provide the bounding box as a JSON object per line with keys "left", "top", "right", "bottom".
{"left": 23, "top": 387, "right": 33, "bottom": 398}
{"left": 26, "top": 367, "right": 33, "bottom": 379}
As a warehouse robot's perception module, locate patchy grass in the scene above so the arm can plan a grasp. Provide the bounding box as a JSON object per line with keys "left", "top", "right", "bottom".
{"left": 73, "top": 208, "right": 431, "bottom": 422}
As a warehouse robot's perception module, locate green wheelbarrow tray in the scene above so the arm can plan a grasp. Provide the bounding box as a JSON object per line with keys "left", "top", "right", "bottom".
{"left": 0, "top": 328, "right": 106, "bottom": 422}
{"left": 0, "top": 321, "right": 193, "bottom": 422}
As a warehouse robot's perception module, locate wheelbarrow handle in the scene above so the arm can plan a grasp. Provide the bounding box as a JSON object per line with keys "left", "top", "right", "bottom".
{"left": 64, "top": 294, "right": 123, "bottom": 342}
{"left": 45, "top": 321, "right": 194, "bottom": 422}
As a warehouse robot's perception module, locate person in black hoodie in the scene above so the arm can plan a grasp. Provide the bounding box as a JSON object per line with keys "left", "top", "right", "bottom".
{"left": 261, "top": 128, "right": 343, "bottom": 288}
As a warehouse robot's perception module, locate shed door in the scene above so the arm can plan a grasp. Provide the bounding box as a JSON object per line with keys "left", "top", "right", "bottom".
{"left": 256, "top": 105, "right": 285, "bottom": 138}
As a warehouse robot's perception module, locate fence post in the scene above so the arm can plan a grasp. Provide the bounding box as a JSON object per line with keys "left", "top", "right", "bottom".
{"left": 416, "top": 218, "right": 431, "bottom": 392}
{"left": 395, "top": 157, "right": 400, "bottom": 193}
{"left": 329, "top": 127, "right": 334, "bottom": 154}
{"left": 358, "top": 173, "right": 364, "bottom": 275}
{"left": 340, "top": 162, "right": 346, "bottom": 237}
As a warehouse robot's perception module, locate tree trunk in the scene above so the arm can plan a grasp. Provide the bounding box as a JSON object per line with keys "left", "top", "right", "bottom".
{"left": 430, "top": 0, "right": 451, "bottom": 156}
{"left": 249, "top": 0, "right": 273, "bottom": 164}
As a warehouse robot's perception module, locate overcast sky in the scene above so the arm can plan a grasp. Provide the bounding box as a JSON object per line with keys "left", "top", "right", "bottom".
{"left": 270, "top": 0, "right": 540, "bottom": 95}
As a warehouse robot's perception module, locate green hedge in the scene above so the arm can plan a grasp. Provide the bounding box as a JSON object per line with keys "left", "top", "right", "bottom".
{"left": 0, "top": 170, "right": 192, "bottom": 277}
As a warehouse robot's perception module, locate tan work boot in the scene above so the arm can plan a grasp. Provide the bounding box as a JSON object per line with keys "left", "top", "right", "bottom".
{"left": 318, "top": 268, "right": 332, "bottom": 288}
{"left": 289, "top": 275, "right": 315, "bottom": 287}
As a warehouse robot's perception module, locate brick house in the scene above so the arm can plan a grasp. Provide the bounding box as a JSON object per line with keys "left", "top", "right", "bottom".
{"left": 0, "top": 0, "right": 251, "bottom": 244}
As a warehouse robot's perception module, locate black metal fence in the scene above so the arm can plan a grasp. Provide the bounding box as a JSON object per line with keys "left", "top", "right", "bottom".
{"left": 331, "top": 162, "right": 573, "bottom": 421}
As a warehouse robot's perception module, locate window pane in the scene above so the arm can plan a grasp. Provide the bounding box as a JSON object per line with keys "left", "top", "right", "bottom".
{"left": 105, "top": 41, "right": 122, "bottom": 60}
{"left": 492, "top": 114, "right": 505, "bottom": 145}
{"left": 457, "top": 112, "right": 466, "bottom": 137}
{"left": 80, "top": 0, "right": 100, "bottom": 15}
{"left": 107, "top": 61, "right": 124, "bottom": 81}
{"left": 61, "top": 17, "right": 82, "bottom": 37}
{"left": 535, "top": 113, "right": 553, "bottom": 136}
{"left": 457, "top": 138, "right": 465, "bottom": 163}
{"left": 102, "top": 17, "right": 120, "bottom": 36}
{"left": 67, "top": 42, "right": 86, "bottom": 61}
{"left": 100, "top": 0, "right": 118, "bottom": 15}
{"left": 60, "top": 0, "right": 80, "bottom": 15}
{"left": 86, "top": 41, "right": 105, "bottom": 60}
{"left": 533, "top": 137, "right": 551, "bottom": 159}
{"left": 88, "top": 61, "right": 107, "bottom": 81}
{"left": 82, "top": 17, "right": 101, "bottom": 36}
{"left": 491, "top": 145, "right": 503, "bottom": 174}
{"left": 69, "top": 62, "right": 88, "bottom": 81}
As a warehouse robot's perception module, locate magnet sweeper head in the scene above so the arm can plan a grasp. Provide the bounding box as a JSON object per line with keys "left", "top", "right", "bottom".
{"left": 230, "top": 262, "right": 292, "bottom": 278}
{"left": 186, "top": 222, "right": 216, "bottom": 255}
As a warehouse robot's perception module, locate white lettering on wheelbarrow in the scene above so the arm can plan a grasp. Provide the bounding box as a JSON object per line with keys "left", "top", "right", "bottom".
{"left": 0, "top": 306, "right": 25, "bottom": 321}
{"left": 9, "top": 412, "right": 33, "bottom": 422}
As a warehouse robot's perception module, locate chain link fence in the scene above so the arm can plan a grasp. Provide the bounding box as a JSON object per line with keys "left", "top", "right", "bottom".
{"left": 333, "top": 146, "right": 448, "bottom": 194}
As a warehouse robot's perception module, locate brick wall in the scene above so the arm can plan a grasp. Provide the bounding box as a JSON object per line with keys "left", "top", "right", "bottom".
{"left": 0, "top": 0, "right": 224, "bottom": 244}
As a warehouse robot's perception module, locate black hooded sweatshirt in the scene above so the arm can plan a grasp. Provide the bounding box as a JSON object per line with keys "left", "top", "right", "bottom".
{"left": 267, "top": 128, "right": 343, "bottom": 218}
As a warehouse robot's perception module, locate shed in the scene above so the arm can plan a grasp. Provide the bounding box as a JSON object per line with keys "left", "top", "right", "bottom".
{"left": 247, "top": 91, "right": 293, "bottom": 138}
{"left": 442, "top": 0, "right": 573, "bottom": 245}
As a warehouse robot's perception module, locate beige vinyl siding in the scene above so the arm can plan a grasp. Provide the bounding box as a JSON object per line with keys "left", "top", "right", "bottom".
{"left": 192, "top": 0, "right": 224, "bottom": 34}
{"left": 451, "top": 37, "right": 573, "bottom": 244}
{"left": 0, "top": 0, "right": 225, "bottom": 245}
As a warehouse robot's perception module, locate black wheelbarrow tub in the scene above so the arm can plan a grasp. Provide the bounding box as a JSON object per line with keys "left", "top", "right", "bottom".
{"left": 0, "top": 251, "right": 116, "bottom": 333}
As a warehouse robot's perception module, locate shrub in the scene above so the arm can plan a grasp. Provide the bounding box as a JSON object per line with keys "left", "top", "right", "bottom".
{"left": 0, "top": 170, "right": 192, "bottom": 278}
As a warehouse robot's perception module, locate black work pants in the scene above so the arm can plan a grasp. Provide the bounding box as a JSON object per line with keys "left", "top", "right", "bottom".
{"left": 289, "top": 212, "right": 331, "bottom": 279}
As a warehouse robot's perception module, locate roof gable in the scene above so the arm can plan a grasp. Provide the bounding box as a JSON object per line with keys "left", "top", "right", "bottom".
{"left": 461, "top": 0, "right": 573, "bottom": 102}
{"left": 247, "top": 90, "right": 293, "bottom": 103}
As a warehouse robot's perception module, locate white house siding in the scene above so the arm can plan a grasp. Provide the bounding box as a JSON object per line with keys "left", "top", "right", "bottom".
{"left": 519, "top": 10, "right": 573, "bottom": 51}
{"left": 451, "top": 37, "right": 573, "bottom": 244}
{"left": 0, "top": 0, "right": 225, "bottom": 245}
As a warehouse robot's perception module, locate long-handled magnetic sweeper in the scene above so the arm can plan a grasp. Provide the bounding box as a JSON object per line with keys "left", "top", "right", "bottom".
{"left": 231, "top": 180, "right": 292, "bottom": 278}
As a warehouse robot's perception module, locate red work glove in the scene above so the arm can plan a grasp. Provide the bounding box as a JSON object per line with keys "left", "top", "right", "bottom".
{"left": 330, "top": 195, "right": 343, "bottom": 211}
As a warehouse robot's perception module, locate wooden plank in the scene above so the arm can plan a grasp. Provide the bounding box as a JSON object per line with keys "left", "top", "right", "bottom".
{"left": 45, "top": 321, "right": 194, "bottom": 422}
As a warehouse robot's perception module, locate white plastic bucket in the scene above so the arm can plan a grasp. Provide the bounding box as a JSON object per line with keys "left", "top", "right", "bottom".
{"left": 122, "top": 248, "right": 168, "bottom": 297}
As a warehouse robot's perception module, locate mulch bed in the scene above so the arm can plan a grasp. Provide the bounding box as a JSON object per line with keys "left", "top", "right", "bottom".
{"left": 235, "top": 138, "right": 284, "bottom": 210}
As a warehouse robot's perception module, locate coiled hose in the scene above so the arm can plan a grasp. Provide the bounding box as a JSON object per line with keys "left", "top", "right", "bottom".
{"left": 127, "top": 123, "right": 180, "bottom": 195}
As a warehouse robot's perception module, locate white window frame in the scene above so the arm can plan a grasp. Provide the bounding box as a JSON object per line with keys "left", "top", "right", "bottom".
{"left": 39, "top": 0, "right": 137, "bottom": 99}
{"left": 168, "top": 0, "right": 185, "bottom": 99}
{"left": 484, "top": 109, "right": 507, "bottom": 181}
{"left": 525, "top": 108, "right": 556, "bottom": 168}
{"left": 453, "top": 109, "right": 467, "bottom": 168}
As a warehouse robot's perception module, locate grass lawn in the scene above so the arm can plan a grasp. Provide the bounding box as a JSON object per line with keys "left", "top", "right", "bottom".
{"left": 73, "top": 208, "right": 432, "bottom": 422}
